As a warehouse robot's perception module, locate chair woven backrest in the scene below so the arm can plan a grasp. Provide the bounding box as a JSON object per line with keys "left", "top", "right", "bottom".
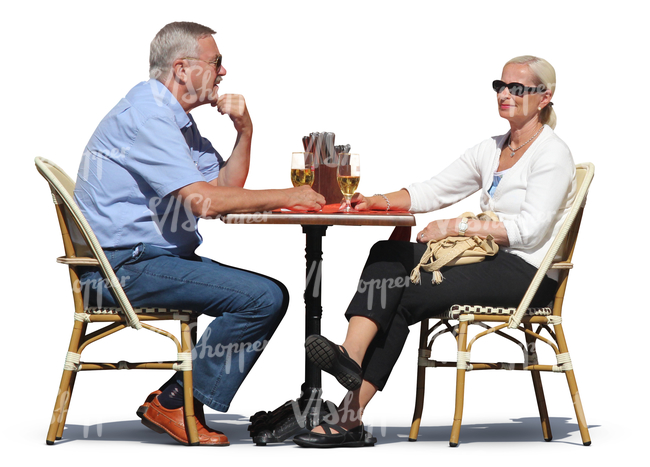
{"left": 35, "top": 157, "right": 142, "bottom": 330}
{"left": 508, "top": 162, "right": 595, "bottom": 328}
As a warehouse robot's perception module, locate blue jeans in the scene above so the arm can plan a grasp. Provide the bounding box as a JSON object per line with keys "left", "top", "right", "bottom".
{"left": 80, "top": 243, "right": 288, "bottom": 412}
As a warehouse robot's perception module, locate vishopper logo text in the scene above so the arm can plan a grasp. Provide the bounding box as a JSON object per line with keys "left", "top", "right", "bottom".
{"left": 75, "top": 275, "right": 131, "bottom": 310}
{"left": 192, "top": 330, "right": 268, "bottom": 375}
{"left": 357, "top": 275, "right": 411, "bottom": 310}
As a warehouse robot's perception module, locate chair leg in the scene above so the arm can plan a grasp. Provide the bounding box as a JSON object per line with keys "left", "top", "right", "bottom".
{"left": 530, "top": 371, "right": 552, "bottom": 441}
{"left": 450, "top": 320, "right": 469, "bottom": 447}
{"left": 181, "top": 320, "right": 200, "bottom": 445}
{"left": 47, "top": 320, "right": 85, "bottom": 445}
{"left": 55, "top": 372, "right": 78, "bottom": 440}
{"left": 47, "top": 370, "right": 74, "bottom": 445}
{"left": 409, "top": 321, "right": 429, "bottom": 441}
{"left": 524, "top": 324, "right": 552, "bottom": 441}
{"left": 554, "top": 323, "right": 591, "bottom": 446}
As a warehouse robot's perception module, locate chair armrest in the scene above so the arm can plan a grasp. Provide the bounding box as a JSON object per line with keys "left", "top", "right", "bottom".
{"left": 550, "top": 261, "right": 573, "bottom": 270}
{"left": 57, "top": 256, "right": 100, "bottom": 266}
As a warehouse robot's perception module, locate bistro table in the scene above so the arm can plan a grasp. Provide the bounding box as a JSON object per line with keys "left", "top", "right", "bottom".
{"left": 222, "top": 205, "right": 415, "bottom": 444}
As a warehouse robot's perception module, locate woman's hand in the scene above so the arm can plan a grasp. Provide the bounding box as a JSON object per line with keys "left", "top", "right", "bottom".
{"left": 417, "top": 219, "right": 456, "bottom": 243}
{"left": 341, "top": 190, "right": 411, "bottom": 211}
{"left": 348, "top": 193, "right": 371, "bottom": 211}
{"left": 417, "top": 217, "right": 511, "bottom": 246}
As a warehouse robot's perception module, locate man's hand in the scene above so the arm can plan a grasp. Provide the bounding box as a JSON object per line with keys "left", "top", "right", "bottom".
{"left": 214, "top": 93, "right": 253, "bottom": 188}
{"left": 215, "top": 94, "right": 251, "bottom": 133}
{"left": 284, "top": 185, "right": 326, "bottom": 211}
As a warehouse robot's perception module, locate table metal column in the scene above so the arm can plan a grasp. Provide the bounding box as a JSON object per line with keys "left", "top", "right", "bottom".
{"left": 298, "top": 225, "right": 329, "bottom": 425}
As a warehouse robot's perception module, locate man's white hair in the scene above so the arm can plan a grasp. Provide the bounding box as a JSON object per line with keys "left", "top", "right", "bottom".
{"left": 149, "top": 22, "right": 216, "bottom": 82}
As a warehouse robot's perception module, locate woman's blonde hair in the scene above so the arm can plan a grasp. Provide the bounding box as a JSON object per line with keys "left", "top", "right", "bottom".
{"left": 506, "top": 55, "right": 557, "bottom": 129}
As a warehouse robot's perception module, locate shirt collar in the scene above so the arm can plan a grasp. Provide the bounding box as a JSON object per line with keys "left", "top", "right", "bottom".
{"left": 147, "top": 79, "right": 192, "bottom": 129}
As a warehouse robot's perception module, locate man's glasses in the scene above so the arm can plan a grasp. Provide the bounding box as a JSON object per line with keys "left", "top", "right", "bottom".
{"left": 492, "top": 80, "right": 545, "bottom": 97}
{"left": 181, "top": 55, "right": 223, "bottom": 71}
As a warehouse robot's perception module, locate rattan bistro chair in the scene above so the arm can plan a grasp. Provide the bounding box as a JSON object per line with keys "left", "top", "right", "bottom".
{"left": 408, "top": 162, "right": 594, "bottom": 447}
{"left": 35, "top": 157, "right": 201, "bottom": 445}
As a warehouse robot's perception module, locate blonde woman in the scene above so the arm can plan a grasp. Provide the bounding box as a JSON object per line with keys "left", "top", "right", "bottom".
{"left": 294, "top": 56, "right": 575, "bottom": 448}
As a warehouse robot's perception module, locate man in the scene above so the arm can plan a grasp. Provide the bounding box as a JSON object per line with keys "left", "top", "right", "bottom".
{"left": 74, "top": 22, "right": 325, "bottom": 446}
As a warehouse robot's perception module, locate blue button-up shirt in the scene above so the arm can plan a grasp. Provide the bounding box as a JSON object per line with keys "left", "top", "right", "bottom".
{"left": 74, "top": 80, "right": 223, "bottom": 256}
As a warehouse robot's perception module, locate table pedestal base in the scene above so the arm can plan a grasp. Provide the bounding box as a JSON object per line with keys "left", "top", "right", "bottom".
{"left": 243, "top": 222, "right": 412, "bottom": 446}
{"left": 249, "top": 225, "right": 332, "bottom": 445}
{"left": 248, "top": 386, "right": 335, "bottom": 445}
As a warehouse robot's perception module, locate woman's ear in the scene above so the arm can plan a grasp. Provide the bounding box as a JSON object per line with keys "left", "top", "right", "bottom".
{"left": 539, "top": 89, "right": 553, "bottom": 110}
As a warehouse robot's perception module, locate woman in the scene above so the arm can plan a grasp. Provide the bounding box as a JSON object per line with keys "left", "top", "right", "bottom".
{"left": 293, "top": 55, "right": 576, "bottom": 448}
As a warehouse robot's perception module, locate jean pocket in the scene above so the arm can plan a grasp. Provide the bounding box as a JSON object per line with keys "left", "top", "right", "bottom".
{"left": 106, "top": 243, "right": 145, "bottom": 271}
{"left": 123, "top": 243, "right": 177, "bottom": 266}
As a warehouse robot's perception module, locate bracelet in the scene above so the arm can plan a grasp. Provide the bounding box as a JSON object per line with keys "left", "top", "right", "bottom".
{"left": 374, "top": 194, "right": 390, "bottom": 211}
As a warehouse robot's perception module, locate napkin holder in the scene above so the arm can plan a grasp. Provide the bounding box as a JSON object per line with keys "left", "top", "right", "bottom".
{"left": 302, "top": 132, "right": 346, "bottom": 205}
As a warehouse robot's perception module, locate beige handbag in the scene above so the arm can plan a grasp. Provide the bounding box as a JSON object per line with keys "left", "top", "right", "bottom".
{"left": 410, "top": 212, "right": 499, "bottom": 285}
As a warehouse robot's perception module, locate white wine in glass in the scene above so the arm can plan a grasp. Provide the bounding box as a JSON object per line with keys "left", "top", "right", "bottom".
{"left": 337, "top": 153, "right": 360, "bottom": 211}
{"left": 290, "top": 152, "right": 315, "bottom": 187}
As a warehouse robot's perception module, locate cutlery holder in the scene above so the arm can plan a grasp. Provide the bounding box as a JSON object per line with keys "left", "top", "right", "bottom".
{"left": 302, "top": 132, "right": 349, "bottom": 205}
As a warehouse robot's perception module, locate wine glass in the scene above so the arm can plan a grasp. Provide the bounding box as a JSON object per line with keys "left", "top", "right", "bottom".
{"left": 290, "top": 152, "right": 315, "bottom": 187}
{"left": 337, "top": 153, "right": 360, "bottom": 212}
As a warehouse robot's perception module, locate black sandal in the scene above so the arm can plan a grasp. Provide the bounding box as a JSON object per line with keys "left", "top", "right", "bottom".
{"left": 305, "top": 335, "right": 363, "bottom": 391}
{"left": 293, "top": 423, "right": 375, "bottom": 448}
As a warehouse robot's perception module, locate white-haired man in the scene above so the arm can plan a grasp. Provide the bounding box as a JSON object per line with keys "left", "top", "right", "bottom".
{"left": 74, "top": 22, "right": 325, "bottom": 446}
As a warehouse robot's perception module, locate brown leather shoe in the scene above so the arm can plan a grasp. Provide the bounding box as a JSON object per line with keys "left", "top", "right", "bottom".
{"left": 141, "top": 396, "right": 230, "bottom": 446}
{"left": 136, "top": 390, "right": 161, "bottom": 420}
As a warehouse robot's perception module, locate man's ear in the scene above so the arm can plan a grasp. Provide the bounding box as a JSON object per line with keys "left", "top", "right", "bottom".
{"left": 171, "top": 59, "right": 187, "bottom": 84}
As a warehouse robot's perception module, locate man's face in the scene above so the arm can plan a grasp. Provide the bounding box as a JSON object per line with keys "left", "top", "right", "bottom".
{"left": 184, "top": 35, "right": 226, "bottom": 108}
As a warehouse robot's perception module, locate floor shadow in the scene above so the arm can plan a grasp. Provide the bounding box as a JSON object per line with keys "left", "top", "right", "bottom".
{"left": 371, "top": 417, "right": 599, "bottom": 446}
{"left": 56, "top": 414, "right": 254, "bottom": 446}
{"left": 54, "top": 415, "right": 598, "bottom": 447}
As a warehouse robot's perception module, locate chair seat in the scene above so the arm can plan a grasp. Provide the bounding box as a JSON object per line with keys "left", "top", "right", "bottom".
{"left": 440, "top": 304, "right": 553, "bottom": 319}
{"left": 85, "top": 307, "right": 194, "bottom": 315}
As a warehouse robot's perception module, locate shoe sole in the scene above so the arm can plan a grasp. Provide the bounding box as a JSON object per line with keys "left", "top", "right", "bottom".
{"left": 139, "top": 393, "right": 229, "bottom": 446}
{"left": 141, "top": 413, "right": 229, "bottom": 446}
{"left": 141, "top": 415, "right": 195, "bottom": 446}
{"left": 305, "top": 336, "right": 362, "bottom": 391}
{"left": 293, "top": 429, "right": 375, "bottom": 448}
{"left": 136, "top": 391, "right": 161, "bottom": 420}
{"left": 136, "top": 404, "right": 148, "bottom": 420}
{"left": 293, "top": 437, "right": 367, "bottom": 448}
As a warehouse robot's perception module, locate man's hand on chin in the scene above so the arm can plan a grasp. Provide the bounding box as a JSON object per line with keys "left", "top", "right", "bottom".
{"left": 216, "top": 94, "right": 251, "bottom": 132}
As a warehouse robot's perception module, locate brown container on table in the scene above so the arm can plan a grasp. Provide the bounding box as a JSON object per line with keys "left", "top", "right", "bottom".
{"left": 303, "top": 132, "right": 343, "bottom": 205}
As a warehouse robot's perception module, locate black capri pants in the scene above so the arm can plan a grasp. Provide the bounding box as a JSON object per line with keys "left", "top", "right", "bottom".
{"left": 344, "top": 240, "right": 558, "bottom": 391}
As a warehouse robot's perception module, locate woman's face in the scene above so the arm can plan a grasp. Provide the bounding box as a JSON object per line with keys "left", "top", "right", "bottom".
{"left": 497, "top": 63, "right": 551, "bottom": 126}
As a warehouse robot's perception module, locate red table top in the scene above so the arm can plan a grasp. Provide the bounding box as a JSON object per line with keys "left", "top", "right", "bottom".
{"left": 222, "top": 204, "right": 415, "bottom": 227}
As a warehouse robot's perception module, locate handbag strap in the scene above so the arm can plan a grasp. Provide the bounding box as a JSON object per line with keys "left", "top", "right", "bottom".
{"left": 410, "top": 237, "right": 482, "bottom": 285}
{"left": 409, "top": 211, "right": 500, "bottom": 285}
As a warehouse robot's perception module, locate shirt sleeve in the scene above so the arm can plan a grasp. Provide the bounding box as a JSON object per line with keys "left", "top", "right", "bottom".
{"left": 125, "top": 116, "right": 205, "bottom": 198}
{"left": 501, "top": 139, "right": 576, "bottom": 250}
{"left": 406, "top": 140, "right": 486, "bottom": 213}
{"left": 196, "top": 137, "right": 223, "bottom": 183}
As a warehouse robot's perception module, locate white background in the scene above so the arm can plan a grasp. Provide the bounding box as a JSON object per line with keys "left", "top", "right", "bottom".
{"left": 3, "top": 0, "right": 648, "bottom": 464}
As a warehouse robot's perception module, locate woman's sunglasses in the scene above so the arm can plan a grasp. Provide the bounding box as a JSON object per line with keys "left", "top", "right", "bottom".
{"left": 492, "top": 80, "right": 546, "bottom": 97}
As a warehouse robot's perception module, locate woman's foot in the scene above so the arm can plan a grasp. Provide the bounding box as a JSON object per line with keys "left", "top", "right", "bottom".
{"left": 293, "top": 422, "right": 375, "bottom": 448}
{"left": 305, "top": 335, "right": 363, "bottom": 391}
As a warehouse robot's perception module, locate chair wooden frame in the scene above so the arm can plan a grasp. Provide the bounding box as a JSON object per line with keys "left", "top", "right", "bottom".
{"left": 408, "top": 162, "right": 594, "bottom": 447}
{"left": 35, "top": 157, "right": 201, "bottom": 446}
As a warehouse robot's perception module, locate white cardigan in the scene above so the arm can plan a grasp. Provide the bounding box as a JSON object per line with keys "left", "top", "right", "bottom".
{"left": 407, "top": 125, "right": 576, "bottom": 277}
